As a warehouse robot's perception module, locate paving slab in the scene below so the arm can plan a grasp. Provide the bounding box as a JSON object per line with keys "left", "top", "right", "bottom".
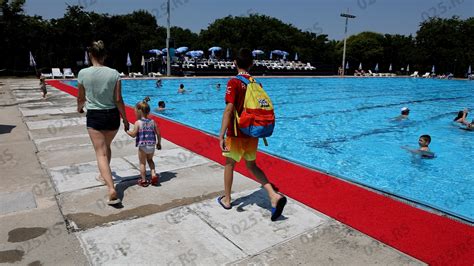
{"left": 49, "top": 147, "right": 212, "bottom": 194}
{"left": 25, "top": 117, "right": 86, "bottom": 130}
{"left": 0, "top": 141, "right": 44, "bottom": 179}
{"left": 34, "top": 134, "right": 135, "bottom": 153}
{"left": 37, "top": 132, "right": 180, "bottom": 168}
{"left": 19, "top": 107, "right": 77, "bottom": 117}
{"left": 36, "top": 139, "right": 135, "bottom": 168}
{"left": 18, "top": 101, "right": 54, "bottom": 108}
{"left": 49, "top": 158, "right": 139, "bottom": 193}
{"left": 123, "top": 147, "right": 211, "bottom": 173}
{"left": 77, "top": 207, "right": 246, "bottom": 265}
{"left": 28, "top": 124, "right": 90, "bottom": 140}
{"left": 0, "top": 191, "right": 37, "bottom": 215}
{"left": 22, "top": 111, "right": 86, "bottom": 122}
{"left": 0, "top": 198, "right": 88, "bottom": 265}
{"left": 58, "top": 163, "right": 257, "bottom": 230}
{"left": 190, "top": 188, "right": 327, "bottom": 255}
{"left": 75, "top": 187, "right": 330, "bottom": 265}
{"left": 0, "top": 106, "right": 31, "bottom": 143}
{"left": 231, "top": 221, "right": 425, "bottom": 265}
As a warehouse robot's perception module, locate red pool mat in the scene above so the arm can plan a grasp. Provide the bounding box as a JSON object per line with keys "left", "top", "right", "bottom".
{"left": 48, "top": 80, "right": 474, "bottom": 265}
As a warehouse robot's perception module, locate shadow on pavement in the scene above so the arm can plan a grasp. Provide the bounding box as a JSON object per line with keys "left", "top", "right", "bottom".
{"left": 114, "top": 171, "right": 178, "bottom": 204}
{"left": 231, "top": 188, "right": 288, "bottom": 221}
{"left": 0, "top": 124, "right": 16, "bottom": 134}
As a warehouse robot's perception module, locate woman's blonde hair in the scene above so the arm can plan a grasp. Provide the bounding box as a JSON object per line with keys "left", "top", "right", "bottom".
{"left": 135, "top": 97, "right": 151, "bottom": 118}
{"left": 87, "top": 40, "right": 107, "bottom": 60}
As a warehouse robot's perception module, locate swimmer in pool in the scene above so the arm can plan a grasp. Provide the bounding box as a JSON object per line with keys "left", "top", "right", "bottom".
{"left": 394, "top": 107, "right": 410, "bottom": 121}
{"left": 402, "top": 135, "right": 435, "bottom": 158}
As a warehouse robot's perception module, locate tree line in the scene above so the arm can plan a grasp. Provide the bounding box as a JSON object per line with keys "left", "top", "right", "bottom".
{"left": 1, "top": 0, "right": 472, "bottom": 76}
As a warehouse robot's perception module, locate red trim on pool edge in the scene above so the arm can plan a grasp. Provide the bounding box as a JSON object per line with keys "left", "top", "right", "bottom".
{"left": 47, "top": 80, "right": 474, "bottom": 265}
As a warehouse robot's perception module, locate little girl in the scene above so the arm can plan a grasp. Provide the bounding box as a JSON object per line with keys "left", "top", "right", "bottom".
{"left": 126, "top": 98, "right": 162, "bottom": 186}
{"left": 39, "top": 76, "right": 47, "bottom": 98}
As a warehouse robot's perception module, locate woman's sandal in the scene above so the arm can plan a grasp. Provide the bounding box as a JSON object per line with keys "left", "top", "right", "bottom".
{"left": 137, "top": 178, "right": 150, "bottom": 187}
{"left": 107, "top": 192, "right": 121, "bottom": 205}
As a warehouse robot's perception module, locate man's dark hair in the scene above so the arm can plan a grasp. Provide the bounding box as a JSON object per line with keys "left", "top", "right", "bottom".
{"left": 235, "top": 48, "right": 253, "bottom": 70}
{"left": 158, "top": 101, "right": 165, "bottom": 108}
{"left": 420, "top": 135, "right": 431, "bottom": 144}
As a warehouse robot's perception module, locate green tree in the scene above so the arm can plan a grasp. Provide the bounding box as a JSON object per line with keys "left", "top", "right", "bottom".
{"left": 416, "top": 16, "right": 473, "bottom": 75}
{"left": 344, "top": 31, "right": 384, "bottom": 71}
{"left": 198, "top": 14, "right": 331, "bottom": 63}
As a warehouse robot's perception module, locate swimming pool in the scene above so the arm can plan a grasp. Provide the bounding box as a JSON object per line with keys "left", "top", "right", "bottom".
{"left": 67, "top": 77, "right": 474, "bottom": 222}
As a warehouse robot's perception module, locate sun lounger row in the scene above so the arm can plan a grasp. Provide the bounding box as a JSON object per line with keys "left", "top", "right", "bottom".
{"left": 178, "top": 59, "right": 316, "bottom": 71}
{"left": 354, "top": 70, "right": 397, "bottom": 77}
{"left": 410, "top": 71, "right": 436, "bottom": 78}
{"left": 41, "top": 68, "right": 75, "bottom": 79}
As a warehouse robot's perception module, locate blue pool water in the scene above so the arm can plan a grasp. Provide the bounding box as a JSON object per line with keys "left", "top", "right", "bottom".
{"left": 66, "top": 78, "right": 474, "bottom": 222}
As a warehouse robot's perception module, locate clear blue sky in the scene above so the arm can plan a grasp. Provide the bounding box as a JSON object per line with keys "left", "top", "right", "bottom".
{"left": 24, "top": 0, "right": 473, "bottom": 40}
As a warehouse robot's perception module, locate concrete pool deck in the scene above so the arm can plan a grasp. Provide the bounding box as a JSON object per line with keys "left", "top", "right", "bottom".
{"left": 0, "top": 78, "right": 462, "bottom": 265}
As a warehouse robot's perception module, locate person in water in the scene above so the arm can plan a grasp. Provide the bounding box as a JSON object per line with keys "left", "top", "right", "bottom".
{"left": 157, "top": 101, "right": 166, "bottom": 112}
{"left": 156, "top": 79, "right": 162, "bottom": 88}
{"left": 178, "top": 84, "right": 186, "bottom": 94}
{"left": 402, "top": 135, "right": 435, "bottom": 158}
{"left": 395, "top": 107, "right": 410, "bottom": 120}
{"left": 454, "top": 108, "right": 468, "bottom": 123}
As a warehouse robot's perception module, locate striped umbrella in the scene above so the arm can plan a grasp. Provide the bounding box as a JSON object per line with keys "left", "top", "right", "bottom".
{"left": 29, "top": 51, "right": 37, "bottom": 76}
{"left": 375, "top": 63, "right": 379, "bottom": 72}
{"left": 389, "top": 63, "right": 392, "bottom": 72}
{"left": 126, "top": 53, "right": 132, "bottom": 74}
{"left": 345, "top": 61, "right": 349, "bottom": 69}
{"left": 29, "top": 51, "right": 36, "bottom": 67}
{"left": 295, "top": 53, "right": 299, "bottom": 61}
{"left": 468, "top": 65, "right": 471, "bottom": 75}
{"left": 358, "top": 62, "right": 362, "bottom": 70}
{"left": 431, "top": 65, "right": 435, "bottom": 73}
{"left": 84, "top": 51, "right": 90, "bottom": 66}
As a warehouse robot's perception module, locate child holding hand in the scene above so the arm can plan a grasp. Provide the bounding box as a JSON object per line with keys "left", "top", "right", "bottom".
{"left": 127, "top": 98, "right": 162, "bottom": 186}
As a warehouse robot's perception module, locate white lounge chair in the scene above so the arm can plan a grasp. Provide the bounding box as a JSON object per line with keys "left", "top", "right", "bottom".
{"left": 130, "top": 72, "right": 143, "bottom": 78}
{"left": 305, "top": 63, "right": 316, "bottom": 70}
{"left": 410, "top": 71, "right": 419, "bottom": 77}
{"left": 41, "top": 73, "right": 53, "bottom": 79}
{"left": 52, "top": 68, "right": 63, "bottom": 79}
{"left": 119, "top": 72, "right": 126, "bottom": 78}
{"left": 63, "top": 68, "right": 75, "bottom": 78}
{"left": 422, "top": 72, "right": 430, "bottom": 78}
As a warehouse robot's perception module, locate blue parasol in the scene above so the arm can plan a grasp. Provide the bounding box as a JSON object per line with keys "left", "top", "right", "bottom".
{"left": 176, "top": 47, "right": 188, "bottom": 54}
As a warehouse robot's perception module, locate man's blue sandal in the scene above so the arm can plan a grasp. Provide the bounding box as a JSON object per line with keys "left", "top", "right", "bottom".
{"left": 217, "top": 196, "right": 232, "bottom": 210}
{"left": 271, "top": 196, "right": 287, "bottom": 221}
